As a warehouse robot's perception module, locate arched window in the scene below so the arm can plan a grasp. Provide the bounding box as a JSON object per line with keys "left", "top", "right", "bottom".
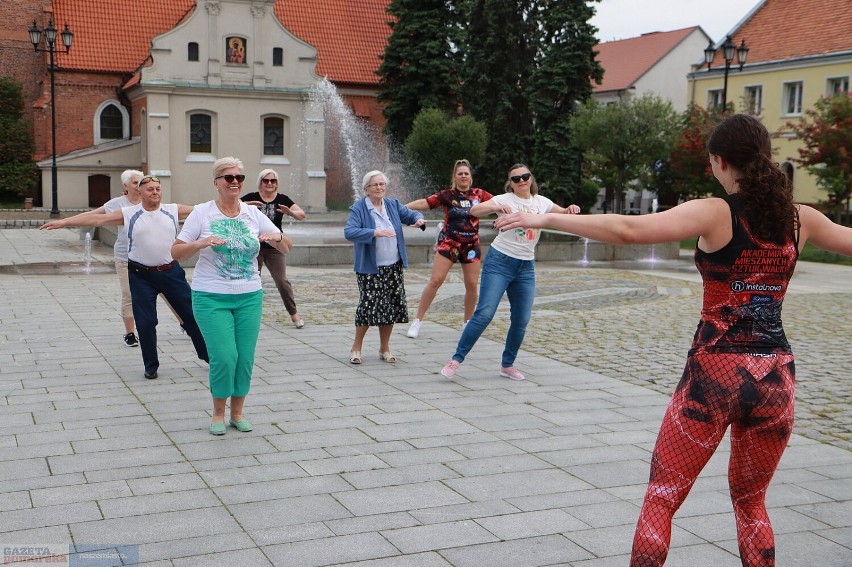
{"left": 188, "top": 42, "right": 199, "bottom": 62}
{"left": 100, "top": 105, "right": 123, "bottom": 140}
{"left": 94, "top": 100, "right": 129, "bottom": 144}
{"left": 190, "top": 113, "right": 213, "bottom": 153}
{"left": 264, "top": 116, "right": 284, "bottom": 155}
{"left": 272, "top": 47, "right": 283, "bottom": 67}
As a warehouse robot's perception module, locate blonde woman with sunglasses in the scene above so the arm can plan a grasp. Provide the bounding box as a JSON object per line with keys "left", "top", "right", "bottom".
{"left": 404, "top": 159, "right": 493, "bottom": 338}
{"left": 172, "top": 157, "right": 292, "bottom": 436}
{"left": 242, "top": 169, "right": 306, "bottom": 328}
{"left": 440, "top": 163, "right": 580, "bottom": 381}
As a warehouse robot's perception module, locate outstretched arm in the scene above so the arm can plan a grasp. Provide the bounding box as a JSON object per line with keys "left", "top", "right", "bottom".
{"left": 550, "top": 204, "right": 581, "bottom": 215}
{"left": 40, "top": 209, "right": 124, "bottom": 229}
{"left": 280, "top": 203, "right": 306, "bottom": 221}
{"left": 798, "top": 205, "right": 852, "bottom": 256}
{"left": 470, "top": 199, "right": 512, "bottom": 218}
{"left": 405, "top": 198, "right": 431, "bottom": 211}
{"left": 494, "top": 198, "right": 730, "bottom": 246}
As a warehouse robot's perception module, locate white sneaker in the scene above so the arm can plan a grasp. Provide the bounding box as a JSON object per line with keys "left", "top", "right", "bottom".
{"left": 407, "top": 319, "right": 421, "bottom": 338}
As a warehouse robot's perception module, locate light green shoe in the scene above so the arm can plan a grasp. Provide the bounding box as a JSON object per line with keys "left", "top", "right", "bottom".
{"left": 229, "top": 418, "right": 253, "bottom": 432}
{"left": 209, "top": 421, "right": 226, "bottom": 435}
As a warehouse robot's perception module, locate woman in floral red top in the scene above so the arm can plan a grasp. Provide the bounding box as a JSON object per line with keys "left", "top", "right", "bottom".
{"left": 404, "top": 159, "right": 493, "bottom": 338}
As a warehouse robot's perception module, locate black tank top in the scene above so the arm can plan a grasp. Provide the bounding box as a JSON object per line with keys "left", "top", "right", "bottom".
{"left": 691, "top": 194, "right": 799, "bottom": 354}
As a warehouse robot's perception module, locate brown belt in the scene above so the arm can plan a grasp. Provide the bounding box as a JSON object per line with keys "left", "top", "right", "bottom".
{"left": 129, "top": 260, "right": 177, "bottom": 272}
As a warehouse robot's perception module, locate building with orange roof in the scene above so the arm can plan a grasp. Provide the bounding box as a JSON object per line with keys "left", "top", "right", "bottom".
{"left": 594, "top": 27, "right": 711, "bottom": 112}
{"left": 689, "top": 0, "right": 852, "bottom": 205}
{"left": 0, "top": 0, "right": 392, "bottom": 210}
{"left": 591, "top": 26, "right": 712, "bottom": 213}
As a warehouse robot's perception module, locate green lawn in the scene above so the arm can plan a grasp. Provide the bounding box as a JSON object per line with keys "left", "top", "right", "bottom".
{"left": 679, "top": 239, "right": 852, "bottom": 266}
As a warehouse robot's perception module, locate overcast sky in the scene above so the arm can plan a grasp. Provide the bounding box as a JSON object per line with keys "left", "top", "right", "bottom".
{"left": 589, "top": 0, "right": 758, "bottom": 43}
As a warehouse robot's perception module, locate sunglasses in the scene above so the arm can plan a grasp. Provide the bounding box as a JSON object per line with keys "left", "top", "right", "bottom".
{"left": 261, "top": 178, "right": 278, "bottom": 185}
{"left": 139, "top": 176, "right": 160, "bottom": 185}
{"left": 510, "top": 173, "right": 532, "bottom": 183}
{"left": 216, "top": 174, "right": 246, "bottom": 183}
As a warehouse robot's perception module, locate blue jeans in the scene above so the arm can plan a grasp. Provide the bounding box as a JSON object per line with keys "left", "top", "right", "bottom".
{"left": 128, "top": 262, "right": 208, "bottom": 375}
{"left": 453, "top": 247, "right": 535, "bottom": 367}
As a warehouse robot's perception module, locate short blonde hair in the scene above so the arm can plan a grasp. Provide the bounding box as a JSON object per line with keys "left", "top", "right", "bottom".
{"left": 361, "top": 170, "right": 387, "bottom": 191}
{"left": 256, "top": 168, "right": 279, "bottom": 190}
{"left": 213, "top": 156, "right": 244, "bottom": 178}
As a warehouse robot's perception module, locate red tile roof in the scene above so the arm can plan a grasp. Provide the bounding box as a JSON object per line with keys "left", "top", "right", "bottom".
{"left": 276, "top": 0, "right": 392, "bottom": 86}
{"left": 51, "top": 0, "right": 195, "bottom": 73}
{"left": 49, "top": 0, "right": 392, "bottom": 85}
{"left": 594, "top": 27, "right": 698, "bottom": 93}
{"left": 705, "top": 0, "right": 852, "bottom": 69}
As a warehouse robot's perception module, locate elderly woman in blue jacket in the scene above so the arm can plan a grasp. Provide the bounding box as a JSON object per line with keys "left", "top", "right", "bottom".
{"left": 344, "top": 170, "right": 425, "bottom": 364}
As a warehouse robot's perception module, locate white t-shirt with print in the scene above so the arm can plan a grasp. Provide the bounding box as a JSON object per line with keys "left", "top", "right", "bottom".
{"left": 103, "top": 194, "right": 133, "bottom": 261}
{"left": 122, "top": 203, "right": 180, "bottom": 266}
{"left": 178, "top": 200, "right": 279, "bottom": 295}
{"left": 489, "top": 193, "right": 555, "bottom": 260}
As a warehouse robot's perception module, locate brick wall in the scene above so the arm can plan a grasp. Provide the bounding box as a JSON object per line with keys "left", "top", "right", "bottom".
{"left": 31, "top": 71, "right": 127, "bottom": 160}
{"left": 0, "top": 0, "right": 51, "bottom": 139}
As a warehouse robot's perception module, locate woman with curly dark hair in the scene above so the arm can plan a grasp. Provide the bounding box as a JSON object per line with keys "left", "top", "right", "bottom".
{"left": 495, "top": 114, "right": 852, "bottom": 566}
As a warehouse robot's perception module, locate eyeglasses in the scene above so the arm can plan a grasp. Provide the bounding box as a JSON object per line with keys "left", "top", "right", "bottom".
{"left": 216, "top": 174, "right": 246, "bottom": 183}
{"left": 261, "top": 178, "right": 278, "bottom": 185}
{"left": 366, "top": 182, "right": 387, "bottom": 189}
{"left": 139, "top": 176, "right": 160, "bottom": 185}
{"left": 510, "top": 173, "right": 532, "bottom": 183}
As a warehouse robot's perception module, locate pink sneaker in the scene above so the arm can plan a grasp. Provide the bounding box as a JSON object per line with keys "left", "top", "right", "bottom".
{"left": 441, "top": 359, "right": 461, "bottom": 378}
{"left": 500, "top": 366, "right": 526, "bottom": 381}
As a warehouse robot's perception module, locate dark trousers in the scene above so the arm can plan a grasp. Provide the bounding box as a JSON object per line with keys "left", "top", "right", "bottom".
{"left": 257, "top": 247, "right": 297, "bottom": 316}
{"left": 128, "top": 263, "right": 208, "bottom": 375}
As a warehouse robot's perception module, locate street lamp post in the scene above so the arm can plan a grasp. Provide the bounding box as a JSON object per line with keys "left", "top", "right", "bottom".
{"left": 703, "top": 35, "right": 748, "bottom": 111}
{"left": 28, "top": 19, "right": 73, "bottom": 217}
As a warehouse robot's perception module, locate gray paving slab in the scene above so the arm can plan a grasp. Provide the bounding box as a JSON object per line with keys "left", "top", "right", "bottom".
{"left": 0, "top": 227, "right": 849, "bottom": 565}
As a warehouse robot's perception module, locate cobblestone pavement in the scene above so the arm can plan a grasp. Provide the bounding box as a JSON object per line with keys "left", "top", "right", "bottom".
{"left": 278, "top": 263, "right": 852, "bottom": 452}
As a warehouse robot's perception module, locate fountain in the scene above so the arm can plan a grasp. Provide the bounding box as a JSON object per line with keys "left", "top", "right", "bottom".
{"left": 83, "top": 230, "right": 93, "bottom": 273}
{"left": 309, "top": 78, "right": 433, "bottom": 205}
{"left": 310, "top": 78, "right": 386, "bottom": 203}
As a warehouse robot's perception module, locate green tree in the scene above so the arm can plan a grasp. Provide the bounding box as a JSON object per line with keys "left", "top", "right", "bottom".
{"left": 377, "top": 0, "right": 460, "bottom": 149}
{"left": 526, "top": 1, "right": 602, "bottom": 209}
{"left": 661, "top": 103, "right": 724, "bottom": 203}
{"left": 458, "top": 0, "right": 602, "bottom": 197}
{"left": 404, "top": 108, "right": 487, "bottom": 193}
{"left": 0, "top": 76, "right": 38, "bottom": 202}
{"left": 459, "top": 0, "right": 532, "bottom": 192}
{"left": 571, "top": 94, "right": 680, "bottom": 213}
{"left": 786, "top": 92, "right": 852, "bottom": 222}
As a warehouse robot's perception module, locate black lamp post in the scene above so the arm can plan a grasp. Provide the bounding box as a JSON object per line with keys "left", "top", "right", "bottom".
{"left": 28, "top": 19, "right": 73, "bottom": 217}
{"left": 703, "top": 35, "right": 748, "bottom": 111}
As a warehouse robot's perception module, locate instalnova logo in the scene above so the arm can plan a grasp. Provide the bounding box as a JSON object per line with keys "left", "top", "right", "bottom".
{"left": 730, "top": 280, "right": 782, "bottom": 292}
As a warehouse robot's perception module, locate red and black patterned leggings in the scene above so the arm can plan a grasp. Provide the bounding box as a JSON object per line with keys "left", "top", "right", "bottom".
{"left": 631, "top": 352, "right": 795, "bottom": 567}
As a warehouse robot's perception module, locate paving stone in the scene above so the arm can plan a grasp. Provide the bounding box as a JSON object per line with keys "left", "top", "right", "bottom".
{"left": 1, "top": 228, "right": 849, "bottom": 566}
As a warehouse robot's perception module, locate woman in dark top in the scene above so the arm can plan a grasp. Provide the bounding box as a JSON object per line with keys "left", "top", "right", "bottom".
{"left": 242, "top": 169, "right": 306, "bottom": 328}
{"left": 495, "top": 114, "right": 852, "bottom": 566}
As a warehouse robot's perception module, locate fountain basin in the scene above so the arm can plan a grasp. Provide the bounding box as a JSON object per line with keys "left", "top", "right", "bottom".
{"left": 95, "top": 218, "right": 679, "bottom": 267}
